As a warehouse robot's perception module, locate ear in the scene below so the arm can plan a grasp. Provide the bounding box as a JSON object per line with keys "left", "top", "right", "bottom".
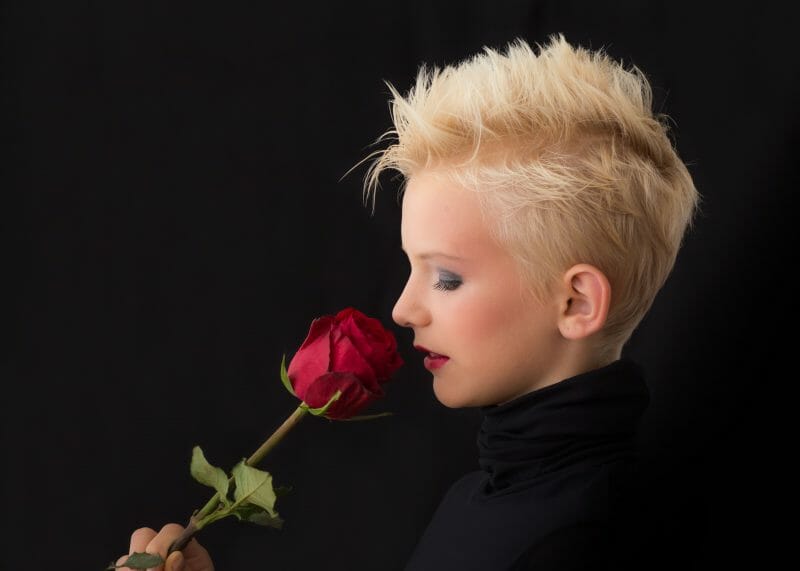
{"left": 557, "top": 264, "right": 611, "bottom": 340}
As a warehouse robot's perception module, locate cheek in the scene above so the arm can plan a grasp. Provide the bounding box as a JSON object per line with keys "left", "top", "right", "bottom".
{"left": 460, "top": 292, "right": 541, "bottom": 367}
{"left": 450, "top": 295, "right": 511, "bottom": 347}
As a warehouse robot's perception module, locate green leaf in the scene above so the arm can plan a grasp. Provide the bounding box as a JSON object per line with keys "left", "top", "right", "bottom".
{"left": 108, "top": 552, "right": 164, "bottom": 569}
{"left": 231, "top": 461, "right": 278, "bottom": 516}
{"left": 340, "top": 411, "right": 394, "bottom": 421}
{"left": 280, "top": 354, "right": 296, "bottom": 397}
{"left": 232, "top": 503, "right": 285, "bottom": 529}
{"left": 300, "top": 389, "right": 342, "bottom": 417}
{"left": 189, "top": 446, "right": 230, "bottom": 506}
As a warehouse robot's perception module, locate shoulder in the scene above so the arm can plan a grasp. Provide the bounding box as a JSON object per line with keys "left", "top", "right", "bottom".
{"left": 509, "top": 520, "right": 647, "bottom": 571}
{"left": 509, "top": 461, "right": 656, "bottom": 571}
{"left": 509, "top": 522, "right": 607, "bottom": 570}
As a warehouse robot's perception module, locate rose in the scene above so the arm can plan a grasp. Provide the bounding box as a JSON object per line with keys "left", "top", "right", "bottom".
{"left": 286, "top": 307, "right": 404, "bottom": 420}
{"left": 108, "top": 307, "right": 403, "bottom": 570}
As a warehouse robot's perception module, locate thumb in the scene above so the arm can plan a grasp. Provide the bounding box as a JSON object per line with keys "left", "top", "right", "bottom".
{"left": 165, "top": 551, "right": 184, "bottom": 571}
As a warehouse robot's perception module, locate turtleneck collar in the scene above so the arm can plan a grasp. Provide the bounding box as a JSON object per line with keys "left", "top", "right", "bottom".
{"left": 476, "top": 358, "right": 650, "bottom": 495}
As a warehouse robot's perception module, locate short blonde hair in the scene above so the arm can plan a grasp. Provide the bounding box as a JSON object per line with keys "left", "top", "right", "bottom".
{"left": 362, "top": 34, "right": 700, "bottom": 357}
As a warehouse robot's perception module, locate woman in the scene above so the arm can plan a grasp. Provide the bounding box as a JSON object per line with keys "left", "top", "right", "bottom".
{"left": 116, "top": 34, "right": 699, "bottom": 570}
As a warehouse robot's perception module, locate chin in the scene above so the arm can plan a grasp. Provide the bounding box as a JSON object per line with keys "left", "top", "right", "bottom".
{"left": 432, "top": 379, "right": 478, "bottom": 409}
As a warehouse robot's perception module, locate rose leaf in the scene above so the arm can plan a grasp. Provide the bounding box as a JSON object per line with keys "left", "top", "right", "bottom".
{"left": 232, "top": 503, "right": 285, "bottom": 529}
{"left": 109, "top": 552, "right": 164, "bottom": 569}
{"left": 231, "top": 461, "right": 278, "bottom": 516}
{"left": 340, "top": 411, "right": 394, "bottom": 421}
{"left": 190, "top": 446, "right": 230, "bottom": 506}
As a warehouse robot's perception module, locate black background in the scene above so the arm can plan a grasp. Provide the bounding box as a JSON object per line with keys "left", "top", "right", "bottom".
{"left": 3, "top": 1, "right": 794, "bottom": 569}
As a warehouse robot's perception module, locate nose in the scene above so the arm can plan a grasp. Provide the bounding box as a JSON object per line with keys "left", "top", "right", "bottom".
{"left": 392, "top": 275, "right": 430, "bottom": 329}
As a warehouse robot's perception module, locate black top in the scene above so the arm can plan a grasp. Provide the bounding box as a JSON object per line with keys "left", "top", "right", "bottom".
{"left": 404, "top": 359, "right": 652, "bottom": 570}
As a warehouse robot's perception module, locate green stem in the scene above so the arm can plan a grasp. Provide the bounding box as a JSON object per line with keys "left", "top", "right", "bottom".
{"left": 245, "top": 405, "right": 309, "bottom": 467}
{"left": 167, "top": 405, "right": 309, "bottom": 554}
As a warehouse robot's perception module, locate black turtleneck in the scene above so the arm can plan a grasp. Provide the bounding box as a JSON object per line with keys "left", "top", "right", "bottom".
{"left": 404, "top": 359, "right": 652, "bottom": 571}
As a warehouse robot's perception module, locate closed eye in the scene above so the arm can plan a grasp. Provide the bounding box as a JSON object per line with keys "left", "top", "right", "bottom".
{"left": 433, "top": 272, "right": 463, "bottom": 291}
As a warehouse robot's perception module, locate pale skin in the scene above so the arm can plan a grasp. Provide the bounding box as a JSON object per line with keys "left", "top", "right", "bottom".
{"left": 114, "top": 524, "right": 213, "bottom": 571}
{"left": 116, "top": 168, "right": 616, "bottom": 568}
{"left": 392, "top": 169, "right": 617, "bottom": 406}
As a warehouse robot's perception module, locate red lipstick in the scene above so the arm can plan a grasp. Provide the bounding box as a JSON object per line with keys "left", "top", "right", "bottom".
{"left": 414, "top": 345, "right": 450, "bottom": 370}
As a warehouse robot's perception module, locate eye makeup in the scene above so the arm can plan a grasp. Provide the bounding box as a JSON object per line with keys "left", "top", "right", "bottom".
{"left": 433, "top": 270, "right": 462, "bottom": 291}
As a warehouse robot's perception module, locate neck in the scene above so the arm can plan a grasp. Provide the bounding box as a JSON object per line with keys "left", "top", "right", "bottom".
{"left": 498, "top": 340, "right": 616, "bottom": 406}
{"left": 477, "top": 358, "right": 649, "bottom": 495}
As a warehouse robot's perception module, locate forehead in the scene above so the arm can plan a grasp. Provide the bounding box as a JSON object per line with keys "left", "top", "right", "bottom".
{"left": 400, "top": 171, "right": 496, "bottom": 257}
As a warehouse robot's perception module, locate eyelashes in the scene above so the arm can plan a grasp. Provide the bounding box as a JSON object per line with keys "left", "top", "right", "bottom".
{"left": 433, "top": 275, "right": 462, "bottom": 291}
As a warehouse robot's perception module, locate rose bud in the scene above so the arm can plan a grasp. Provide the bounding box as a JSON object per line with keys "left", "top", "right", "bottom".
{"left": 286, "top": 307, "right": 404, "bottom": 419}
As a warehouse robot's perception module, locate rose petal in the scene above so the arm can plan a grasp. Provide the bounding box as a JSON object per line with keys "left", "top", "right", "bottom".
{"left": 287, "top": 316, "right": 334, "bottom": 397}
{"left": 379, "top": 347, "right": 404, "bottom": 382}
{"left": 302, "top": 372, "right": 385, "bottom": 420}
{"left": 335, "top": 308, "right": 402, "bottom": 381}
{"left": 329, "top": 328, "right": 381, "bottom": 392}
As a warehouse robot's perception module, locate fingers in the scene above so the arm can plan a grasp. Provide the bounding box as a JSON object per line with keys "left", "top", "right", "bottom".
{"left": 129, "top": 526, "right": 158, "bottom": 554}
{"left": 117, "top": 524, "right": 186, "bottom": 570}
{"left": 142, "top": 523, "right": 186, "bottom": 558}
{"left": 165, "top": 550, "right": 185, "bottom": 571}
{"left": 182, "top": 537, "right": 213, "bottom": 570}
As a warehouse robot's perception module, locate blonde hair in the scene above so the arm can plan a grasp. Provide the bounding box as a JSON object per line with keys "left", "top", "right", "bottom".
{"left": 361, "top": 34, "right": 700, "bottom": 357}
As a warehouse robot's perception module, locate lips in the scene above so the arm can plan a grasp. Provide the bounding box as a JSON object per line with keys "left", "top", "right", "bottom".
{"left": 414, "top": 345, "right": 450, "bottom": 371}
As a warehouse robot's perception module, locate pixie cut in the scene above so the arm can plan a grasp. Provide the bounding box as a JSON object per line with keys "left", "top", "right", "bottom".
{"left": 363, "top": 34, "right": 700, "bottom": 355}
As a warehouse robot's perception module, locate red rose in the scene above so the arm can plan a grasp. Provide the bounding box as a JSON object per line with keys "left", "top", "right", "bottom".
{"left": 286, "top": 307, "right": 403, "bottom": 419}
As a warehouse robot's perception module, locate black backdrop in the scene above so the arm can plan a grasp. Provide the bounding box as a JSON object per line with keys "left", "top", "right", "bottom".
{"left": 3, "top": 1, "right": 794, "bottom": 569}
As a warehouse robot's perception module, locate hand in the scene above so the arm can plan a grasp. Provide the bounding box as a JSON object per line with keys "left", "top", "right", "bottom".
{"left": 115, "top": 523, "right": 215, "bottom": 571}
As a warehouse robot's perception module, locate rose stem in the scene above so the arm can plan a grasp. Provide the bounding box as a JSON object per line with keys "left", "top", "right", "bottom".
{"left": 167, "top": 405, "right": 309, "bottom": 554}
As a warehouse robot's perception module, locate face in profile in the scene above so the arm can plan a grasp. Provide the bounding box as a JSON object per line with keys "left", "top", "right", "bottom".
{"left": 392, "top": 170, "right": 569, "bottom": 408}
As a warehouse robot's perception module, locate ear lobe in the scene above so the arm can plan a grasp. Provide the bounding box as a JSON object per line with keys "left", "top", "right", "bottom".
{"left": 558, "top": 264, "right": 611, "bottom": 340}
